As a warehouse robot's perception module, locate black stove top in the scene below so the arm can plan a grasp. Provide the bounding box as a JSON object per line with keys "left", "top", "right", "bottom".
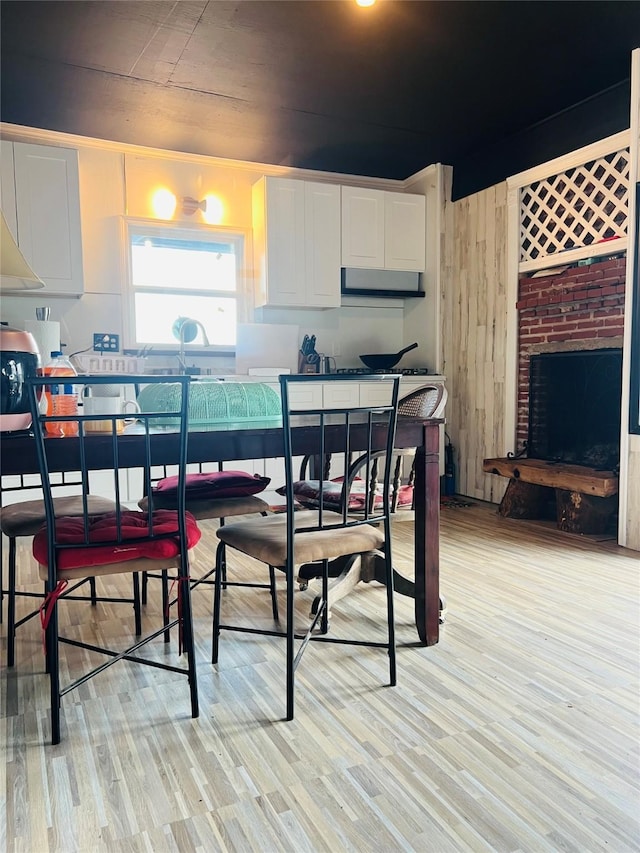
{"left": 336, "top": 367, "right": 431, "bottom": 376}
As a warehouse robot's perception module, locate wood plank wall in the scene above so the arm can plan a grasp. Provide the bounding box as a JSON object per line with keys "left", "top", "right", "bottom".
{"left": 441, "top": 182, "right": 510, "bottom": 502}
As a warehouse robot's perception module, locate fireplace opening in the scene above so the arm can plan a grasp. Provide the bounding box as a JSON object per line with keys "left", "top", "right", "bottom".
{"left": 527, "top": 348, "right": 623, "bottom": 470}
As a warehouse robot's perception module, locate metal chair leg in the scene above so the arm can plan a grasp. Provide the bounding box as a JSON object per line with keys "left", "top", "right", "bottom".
{"left": 46, "top": 588, "right": 62, "bottom": 745}
{"left": 178, "top": 557, "right": 199, "bottom": 718}
{"left": 269, "top": 565, "right": 279, "bottom": 621}
{"left": 132, "top": 573, "right": 142, "bottom": 636}
{"left": 89, "top": 577, "right": 97, "bottom": 606}
{"left": 161, "top": 569, "right": 170, "bottom": 643}
{"left": 285, "top": 561, "right": 294, "bottom": 721}
{"left": 212, "top": 541, "right": 225, "bottom": 664}
{"left": 7, "top": 537, "right": 16, "bottom": 667}
{"left": 141, "top": 570, "right": 148, "bottom": 605}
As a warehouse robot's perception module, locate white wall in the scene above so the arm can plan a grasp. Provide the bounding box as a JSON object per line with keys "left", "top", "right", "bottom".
{"left": 1, "top": 126, "right": 431, "bottom": 372}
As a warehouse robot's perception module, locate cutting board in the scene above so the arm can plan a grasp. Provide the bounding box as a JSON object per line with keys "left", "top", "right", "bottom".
{"left": 235, "top": 323, "right": 300, "bottom": 375}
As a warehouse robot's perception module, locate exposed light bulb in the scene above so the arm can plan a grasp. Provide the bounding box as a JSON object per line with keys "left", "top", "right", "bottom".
{"left": 356, "top": 0, "right": 376, "bottom": 6}
{"left": 202, "top": 194, "right": 224, "bottom": 225}
{"left": 151, "top": 188, "right": 177, "bottom": 219}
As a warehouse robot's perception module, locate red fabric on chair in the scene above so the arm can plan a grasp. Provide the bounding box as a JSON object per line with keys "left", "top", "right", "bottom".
{"left": 276, "top": 478, "right": 414, "bottom": 511}
{"left": 154, "top": 470, "right": 270, "bottom": 499}
{"left": 32, "top": 510, "right": 201, "bottom": 570}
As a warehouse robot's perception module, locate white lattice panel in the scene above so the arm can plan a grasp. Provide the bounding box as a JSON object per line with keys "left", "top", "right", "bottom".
{"left": 520, "top": 148, "right": 630, "bottom": 264}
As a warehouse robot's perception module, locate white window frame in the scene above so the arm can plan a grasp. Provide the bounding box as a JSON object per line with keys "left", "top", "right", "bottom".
{"left": 121, "top": 217, "right": 250, "bottom": 353}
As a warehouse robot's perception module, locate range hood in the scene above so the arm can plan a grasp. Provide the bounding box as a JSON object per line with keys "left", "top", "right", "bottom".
{"left": 341, "top": 268, "right": 424, "bottom": 298}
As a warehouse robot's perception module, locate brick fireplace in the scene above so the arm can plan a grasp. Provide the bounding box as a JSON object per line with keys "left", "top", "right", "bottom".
{"left": 516, "top": 255, "right": 626, "bottom": 464}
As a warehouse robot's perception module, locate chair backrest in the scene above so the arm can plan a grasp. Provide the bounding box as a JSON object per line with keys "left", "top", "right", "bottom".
{"left": 397, "top": 382, "right": 447, "bottom": 419}
{"left": 279, "top": 374, "right": 401, "bottom": 560}
{"left": 295, "top": 380, "right": 446, "bottom": 514}
{"left": 26, "top": 374, "right": 192, "bottom": 576}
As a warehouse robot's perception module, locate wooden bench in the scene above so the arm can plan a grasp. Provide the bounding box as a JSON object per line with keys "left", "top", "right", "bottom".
{"left": 482, "top": 457, "right": 619, "bottom": 534}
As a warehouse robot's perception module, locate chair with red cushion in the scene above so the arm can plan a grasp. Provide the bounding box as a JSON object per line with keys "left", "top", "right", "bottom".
{"left": 26, "top": 373, "right": 200, "bottom": 744}
{"left": 138, "top": 465, "right": 277, "bottom": 620}
{"left": 1, "top": 489, "right": 125, "bottom": 667}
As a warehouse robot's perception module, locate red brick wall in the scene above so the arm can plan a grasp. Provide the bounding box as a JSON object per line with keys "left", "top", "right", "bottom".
{"left": 516, "top": 256, "right": 626, "bottom": 450}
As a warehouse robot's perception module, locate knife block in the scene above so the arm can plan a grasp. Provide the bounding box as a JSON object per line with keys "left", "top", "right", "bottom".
{"left": 298, "top": 351, "right": 319, "bottom": 374}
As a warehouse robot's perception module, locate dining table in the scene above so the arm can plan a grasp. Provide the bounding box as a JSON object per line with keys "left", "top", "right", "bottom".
{"left": 0, "top": 415, "right": 443, "bottom": 645}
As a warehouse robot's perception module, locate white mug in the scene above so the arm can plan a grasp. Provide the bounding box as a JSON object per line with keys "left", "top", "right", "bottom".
{"left": 82, "top": 398, "right": 140, "bottom": 433}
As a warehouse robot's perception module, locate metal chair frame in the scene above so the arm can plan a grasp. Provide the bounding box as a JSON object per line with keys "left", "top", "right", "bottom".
{"left": 26, "top": 373, "right": 199, "bottom": 744}
{"left": 212, "top": 373, "right": 401, "bottom": 721}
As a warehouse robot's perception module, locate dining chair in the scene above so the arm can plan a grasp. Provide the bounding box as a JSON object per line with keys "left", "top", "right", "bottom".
{"left": 289, "top": 382, "right": 448, "bottom": 618}
{"left": 293, "top": 382, "right": 448, "bottom": 513}
{"left": 138, "top": 463, "right": 276, "bottom": 631}
{"left": 212, "top": 373, "right": 401, "bottom": 721}
{"left": 26, "top": 373, "right": 200, "bottom": 744}
{"left": 0, "top": 485, "right": 123, "bottom": 667}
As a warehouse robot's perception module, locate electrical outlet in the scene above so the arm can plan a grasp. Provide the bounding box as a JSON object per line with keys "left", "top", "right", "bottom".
{"left": 93, "top": 333, "right": 120, "bottom": 353}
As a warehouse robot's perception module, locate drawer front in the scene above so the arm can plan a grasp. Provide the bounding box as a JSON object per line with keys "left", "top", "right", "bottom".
{"left": 359, "top": 382, "right": 397, "bottom": 408}
{"left": 323, "top": 382, "right": 359, "bottom": 408}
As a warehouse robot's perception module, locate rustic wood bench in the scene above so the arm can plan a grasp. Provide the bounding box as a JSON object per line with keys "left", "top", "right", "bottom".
{"left": 482, "top": 457, "right": 619, "bottom": 534}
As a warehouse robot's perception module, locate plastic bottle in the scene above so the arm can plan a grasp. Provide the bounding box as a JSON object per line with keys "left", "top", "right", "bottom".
{"left": 43, "top": 351, "right": 79, "bottom": 437}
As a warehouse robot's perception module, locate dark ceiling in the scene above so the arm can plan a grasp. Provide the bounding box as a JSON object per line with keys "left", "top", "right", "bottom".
{"left": 1, "top": 1, "right": 639, "bottom": 200}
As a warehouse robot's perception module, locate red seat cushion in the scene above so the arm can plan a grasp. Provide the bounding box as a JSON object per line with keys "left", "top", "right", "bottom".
{"left": 276, "top": 479, "right": 414, "bottom": 511}
{"left": 154, "top": 470, "right": 270, "bottom": 499}
{"left": 33, "top": 510, "right": 201, "bottom": 570}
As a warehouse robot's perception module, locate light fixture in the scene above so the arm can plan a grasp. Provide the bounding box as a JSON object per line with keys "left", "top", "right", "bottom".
{"left": 182, "top": 196, "right": 207, "bottom": 216}
{"left": 181, "top": 195, "right": 224, "bottom": 224}
{"left": 355, "top": 0, "right": 376, "bottom": 6}
{"left": 1, "top": 211, "right": 45, "bottom": 291}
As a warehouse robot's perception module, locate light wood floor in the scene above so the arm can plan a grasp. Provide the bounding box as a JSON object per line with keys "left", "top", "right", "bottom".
{"left": 2, "top": 502, "right": 639, "bottom": 852}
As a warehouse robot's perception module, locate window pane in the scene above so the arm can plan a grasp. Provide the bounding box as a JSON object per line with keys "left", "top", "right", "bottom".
{"left": 134, "top": 293, "right": 237, "bottom": 346}
{"left": 131, "top": 237, "right": 237, "bottom": 292}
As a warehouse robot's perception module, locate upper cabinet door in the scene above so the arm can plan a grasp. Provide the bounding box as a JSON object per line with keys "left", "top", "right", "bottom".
{"left": 341, "top": 186, "right": 385, "bottom": 268}
{"left": 253, "top": 176, "right": 341, "bottom": 308}
{"left": 304, "top": 182, "right": 341, "bottom": 307}
{"left": 384, "top": 192, "right": 426, "bottom": 271}
{"left": 11, "top": 142, "right": 84, "bottom": 295}
{"left": 341, "top": 186, "right": 426, "bottom": 271}
{"left": 263, "top": 177, "right": 306, "bottom": 306}
{"left": 0, "top": 141, "right": 17, "bottom": 235}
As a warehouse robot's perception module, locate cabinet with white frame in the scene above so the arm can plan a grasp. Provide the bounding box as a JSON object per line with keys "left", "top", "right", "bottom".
{"left": 0, "top": 140, "right": 84, "bottom": 295}
{"left": 341, "top": 186, "right": 426, "bottom": 271}
{"left": 252, "top": 176, "right": 341, "bottom": 308}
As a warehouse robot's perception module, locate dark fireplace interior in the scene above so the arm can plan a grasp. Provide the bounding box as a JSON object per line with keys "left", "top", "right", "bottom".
{"left": 528, "top": 348, "right": 623, "bottom": 470}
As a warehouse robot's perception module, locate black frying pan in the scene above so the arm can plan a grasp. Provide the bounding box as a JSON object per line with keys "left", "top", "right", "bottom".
{"left": 359, "top": 342, "right": 418, "bottom": 370}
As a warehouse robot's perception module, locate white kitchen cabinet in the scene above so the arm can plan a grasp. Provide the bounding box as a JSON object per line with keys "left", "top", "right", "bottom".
{"left": 1, "top": 141, "right": 84, "bottom": 296}
{"left": 341, "top": 186, "right": 426, "bottom": 271}
{"left": 252, "top": 176, "right": 341, "bottom": 308}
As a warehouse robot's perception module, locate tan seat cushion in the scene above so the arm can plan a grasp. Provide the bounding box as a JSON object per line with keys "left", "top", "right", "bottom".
{"left": 216, "top": 510, "right": 385, "bottom": 567}
{"left": 0, "top": 496, "right": 121, "bottom": 538}
{"left": 138, "top": 493, "right": 269, "bottom": 519}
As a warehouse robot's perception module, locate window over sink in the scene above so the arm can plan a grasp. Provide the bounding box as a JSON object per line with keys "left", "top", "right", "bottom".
{"left": 123, "top": 220, "right": 246, "bottom": 352}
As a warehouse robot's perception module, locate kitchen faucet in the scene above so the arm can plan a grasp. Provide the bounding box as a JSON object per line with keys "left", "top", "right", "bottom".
{"left": 175, "top": 317, "right": 210, "bottom": 373}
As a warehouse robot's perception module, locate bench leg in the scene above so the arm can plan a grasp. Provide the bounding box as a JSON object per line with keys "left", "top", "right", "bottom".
{"left": 498, "top": 478, "right": 556, "bottom": 520}
{"left": 556, "top": 490, "right": 618, "bottom": 535}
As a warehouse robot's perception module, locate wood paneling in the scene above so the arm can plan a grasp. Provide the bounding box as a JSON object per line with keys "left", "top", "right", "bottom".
{"left": 3, "top": 504, "right": 639, "bottom": 850}
{"left": 441, "top": 183, "right": 509, "bottom": 501}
